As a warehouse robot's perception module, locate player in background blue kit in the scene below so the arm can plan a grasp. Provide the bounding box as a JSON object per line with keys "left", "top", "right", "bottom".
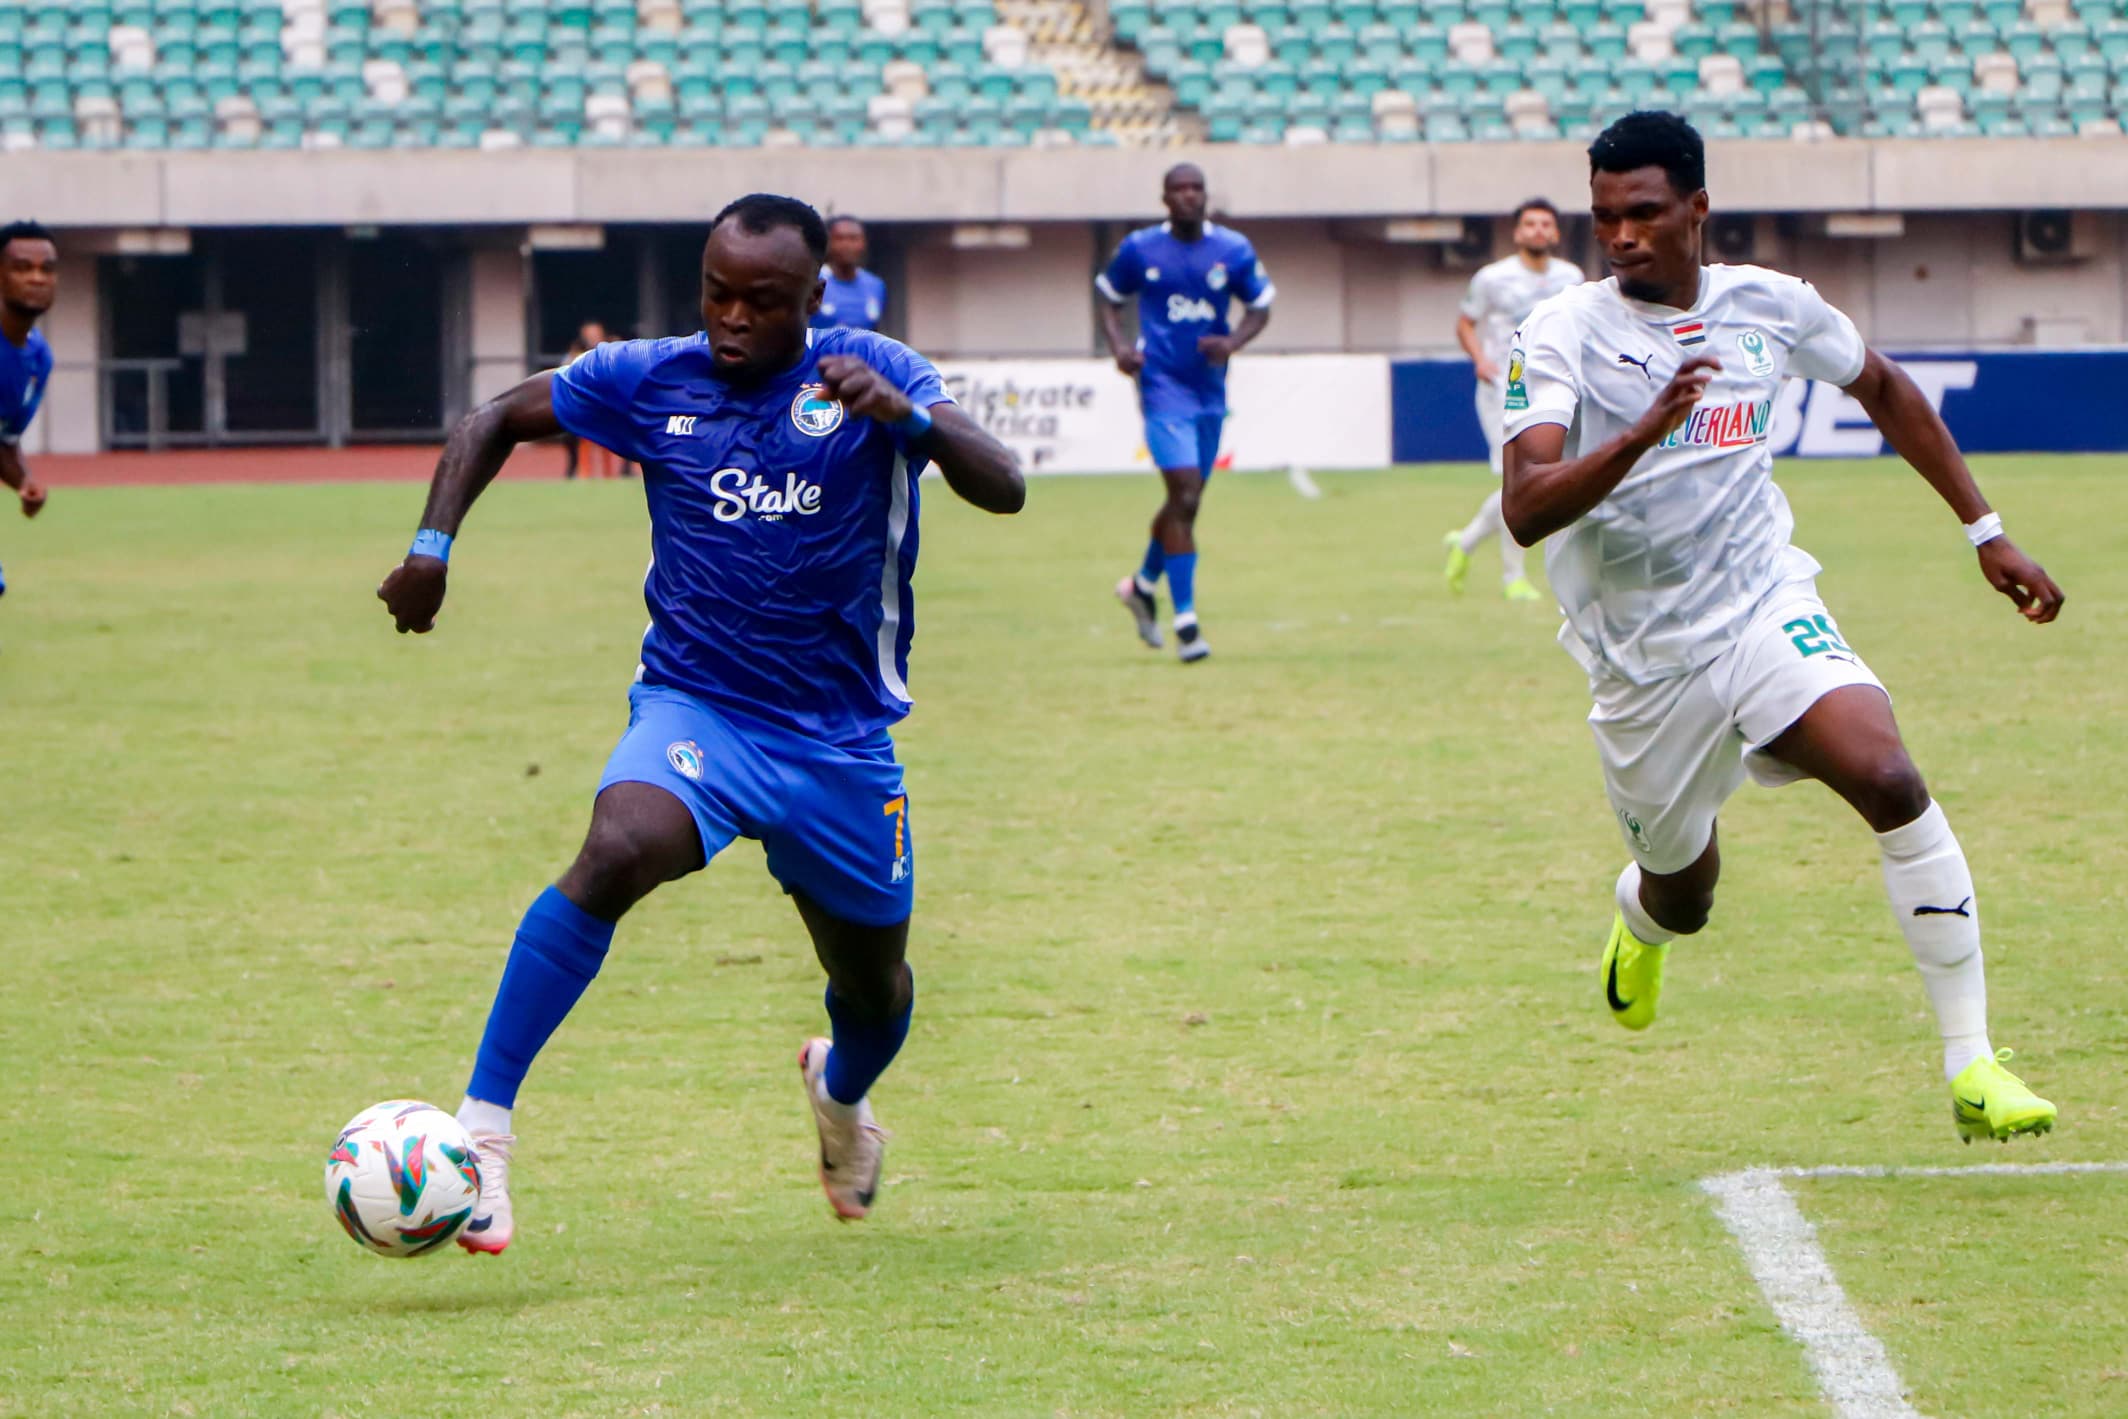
{"left": 1097, "top": 164, "right": 1275, "bottom": 663}
{"left": 810, "top": 215, "right": 889, "bottom": 332}
{"left": 377, "top": 195, "right": 1023, "bottom": 1250}
{"left": 0, "top": 221, "right": 58, "bottom": 599}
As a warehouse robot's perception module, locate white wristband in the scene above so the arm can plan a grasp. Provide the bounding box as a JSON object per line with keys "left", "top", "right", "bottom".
{"left": 1963, "top": 512, "right": 2004, "bottom": 547}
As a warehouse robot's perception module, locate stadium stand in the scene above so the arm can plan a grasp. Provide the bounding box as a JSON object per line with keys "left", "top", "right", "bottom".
{"left": 0, "top": 0, "right": 2123, "bottom": 149}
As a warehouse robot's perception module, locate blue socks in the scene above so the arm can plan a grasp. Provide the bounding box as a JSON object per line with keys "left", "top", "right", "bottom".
{"left": 822, "top": 973, "right": 914, "bottom": 1106}
{"left": 1137, "top": 536, "right": 1166, "bottom": 588}
{"left": 1167, "top": 551, "right": 1198, "bottom": 620}
{"left": 466, "top": 886, "right": 615, "bottom": 1109}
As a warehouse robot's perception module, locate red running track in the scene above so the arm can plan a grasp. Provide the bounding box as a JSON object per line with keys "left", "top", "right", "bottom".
{"left": 36, "top": 443, "right": 579, "bottom": 487}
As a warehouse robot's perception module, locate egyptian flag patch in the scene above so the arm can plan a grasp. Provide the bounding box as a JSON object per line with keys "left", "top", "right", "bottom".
{"left": 1671, "top": 321, "right": 1707, "bottom": 347}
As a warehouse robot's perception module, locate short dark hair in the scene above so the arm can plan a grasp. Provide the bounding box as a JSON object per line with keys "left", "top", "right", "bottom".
{"left": 1589, "top": 111, "right": 1706, "bottom": 196}
{"left": 1512, "top": 197, "right": 1559, "bottom": 224}
{"left": 0, "top": 220, "right": 55, "bottom": 257}
{"left": 710, "top": 194, "right": 827, "bottom": 263}
{"left": 826, "top": 214, "right": 864, "bottom": 234}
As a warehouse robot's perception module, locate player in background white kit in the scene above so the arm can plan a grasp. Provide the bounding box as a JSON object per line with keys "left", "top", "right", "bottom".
{"left": 1502, "top": 112, "right": 2066, "bottom": 1143}
{"left": 1446, "top": 199, "right": 1583, "bottom": 602}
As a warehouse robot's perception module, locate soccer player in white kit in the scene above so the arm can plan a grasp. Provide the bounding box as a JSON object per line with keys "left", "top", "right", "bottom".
{"left": 1446, "top": 199, "right": 1583, "bottom": 602}
{"left": 1502, "top": 112, "right": 2066, "bottom": 1143}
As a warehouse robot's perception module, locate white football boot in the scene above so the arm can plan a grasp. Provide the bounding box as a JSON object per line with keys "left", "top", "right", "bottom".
{"left": 1115, "top": 576, "right": 1163, "bottom": 649}
{"left": 456, "top": 1131, "right": 515, "bottom": 1255}
{"left": 799, "top": 1037, "right": 887, "bottom": 1221}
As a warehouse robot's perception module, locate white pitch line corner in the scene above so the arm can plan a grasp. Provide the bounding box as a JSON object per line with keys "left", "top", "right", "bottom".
{"left": 1702, "top": 1160, "right": 2128, "bottom": 1419}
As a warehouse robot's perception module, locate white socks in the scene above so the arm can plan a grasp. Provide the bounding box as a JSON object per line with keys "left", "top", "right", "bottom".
{"left": 458, "top": 1096, "right": 512, "bottom": 1137}
{"left": 1876, "top": 801, "right": 1992, "bottom": 1081}
{"left": 1456, "top": 488, "right": 1527, "bottom": 583}
{"left": 1615, "top": 863, "right": 1677, "bottom": 945}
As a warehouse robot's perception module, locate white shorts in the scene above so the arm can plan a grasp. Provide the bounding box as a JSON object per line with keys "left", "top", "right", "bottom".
{"left": 1587, "top": 582, "right": 1888, "bottom": 874}
{"left": 1474, "top": 378, "right": 1504, "bottom": 476}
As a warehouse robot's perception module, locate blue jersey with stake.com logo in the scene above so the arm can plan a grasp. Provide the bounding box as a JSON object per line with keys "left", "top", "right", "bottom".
{"left": 549, "top": 326, "right": 949, "bottom": 745}
{"left": 1097, "top": 222, "right": 1274, "bottom": 418}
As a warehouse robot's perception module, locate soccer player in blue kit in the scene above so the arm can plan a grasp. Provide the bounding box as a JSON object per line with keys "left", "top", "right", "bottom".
{"left": 376, "top": 195, "right": 1024, "bottom": 1249}
{"left": 1098, "top": 164, "right": 1275, "bottom": 663}
{"left": 0, "top": 221, "right": 57, "bottom": 598}
{"left": 810, "top": 215, "right": 888, "bottom": 332}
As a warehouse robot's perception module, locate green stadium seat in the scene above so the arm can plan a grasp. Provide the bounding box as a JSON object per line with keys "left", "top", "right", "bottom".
{"left": 1410, "top": 21, "right": 1449, "bottom": 59}
{"left": 1470, "top": 0, "right": 1512, "bottom": 26}
{"left": 1863, "top": 22, "right": 1904, "bottom": 62}
{"left": 1381, "top": 0, "right": 1421, "bottom": 24}
{"left": 2020, "top": 53, "right": 2064, "bottom": 98}
{"left": 1357, "top": 20, "right": 1402, "bottom": 61}
{"left": 1437, "top": 60, "right": 1478, "bottom": 96}
{"left": 1936, "top": 0, "right": 1979, "bottom": 25}
{"left": 1600, "top": 0, "right": 1643, "bottom": 25}
{"left": 1478, "top": 56, "right": 1521, "bottom": 92}
{"left": 1258, "top": 57, "right": 1302, "bottom": 95}
{"left": 1980, "top": 0, "right": 2021, "bottom": 30}
{"left": 1614, "top": 54, "right": 1659, "bottom": 100}
{"left": 927, "top": 59, "right": 972, "bottom": 99}
{"left": 1170, "top": 57, "right": 1213, "bottom": 104}
{"left": 1287, "top": 88, "right": 1331, "bottom": 125}
{"left": 1715, "top": 20, "right": 1759, "bottom": 58}
{"left": 1657, "top": 53, "right": 1697, "bottom": 96}
{"left": 1527, "top": 52, "right": 1570, "bottom": 95}
{"left": 1349, "top": 56, "right": 1393, "bottom": 94}
{"left": 1747, "top": 54, "right": 1786, "bottom": 91}
{"left": 1518, "top": 0, "right": 1561, "bottom": 28}
{"left": 1912, "top": 19, "right": 1954, "bottom": 60}
{"left": 1111, "top": 0, "right": 1151, "bottom": 40}
{"left": 1497, "top": 19, "right": 1539, "bottom": 59}
{"left": 1301, "top": 56, "right": 1344, "bottom": 94}
{"left": 1390, "top": 56, "right": 1434, "bottom": 91}
{"left": 1890, "top": 54, "right": 1929, "bottom": 93}
{"left": 2103, "top": 21, "right": 2128, "bottom": 62}
{"left": 1584, "top": 19, "right": 1626, "bottom": 58}
{"left": 2050, "top": 22, "right": 2094, "bottom": 61}
{"left": 1928, "top": 56, "right": 1971, "bottom": 92}
{"left": 976, "top": 64, "right": 1017, "bottom": 101}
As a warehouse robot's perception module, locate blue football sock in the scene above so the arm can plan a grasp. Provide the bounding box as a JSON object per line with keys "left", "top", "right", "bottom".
{"left": 822, "top": 973, "right": 913, "bottom": 1106}
{"left": 1137, "top": 537, "right": 1166, "bottom": 587}
{"left": 1167, "top": 551, "right": 1198, "bottom": 619}
{"left": 465, "top": 886, "right": 615, "bottom": 1109}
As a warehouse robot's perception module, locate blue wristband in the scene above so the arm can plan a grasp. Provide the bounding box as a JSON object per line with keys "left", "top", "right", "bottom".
{"left": 890, "top": 404, "right": 934, "bottom": 440}
{"left": 410, "top": 528, "right": 453, "bottom": 563}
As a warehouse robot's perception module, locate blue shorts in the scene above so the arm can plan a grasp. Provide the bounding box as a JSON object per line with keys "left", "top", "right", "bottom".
{"left": 1144, "top": 411, "right": 1225, "bottom": 474}
{"left": 599, "top": 682, "right": 913, "bottom": 927}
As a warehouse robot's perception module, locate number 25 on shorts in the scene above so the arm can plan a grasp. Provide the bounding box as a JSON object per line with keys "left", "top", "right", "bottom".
{"left": 1783, "top": 613, "right": 1853, "bottom": 658}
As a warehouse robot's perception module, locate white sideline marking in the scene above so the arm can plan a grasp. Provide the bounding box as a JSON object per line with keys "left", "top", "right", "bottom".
{"left": 1702, "top": 1162, "right": 2128, "bottom": 1419}
{"left": 1285, "top": 464, "right": 1323, "bottom": 500}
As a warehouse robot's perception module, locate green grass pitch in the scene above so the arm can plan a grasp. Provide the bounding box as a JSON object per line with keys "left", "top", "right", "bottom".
{"left": 3, "top": 457, "right": 2125, "bottom": 1416}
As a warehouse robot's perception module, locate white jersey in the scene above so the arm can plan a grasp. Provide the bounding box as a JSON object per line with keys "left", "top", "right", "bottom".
{"left": 1503, "top": 263, "right": 1868, "bottom": 685}
{"left": 1461, "top": 255, "right": 1585, "bottom": 381}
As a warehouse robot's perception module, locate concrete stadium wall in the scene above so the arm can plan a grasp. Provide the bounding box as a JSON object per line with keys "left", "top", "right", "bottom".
{"left": 13, "top": 140, "right": 2126, "bottom": 454}
{"left": 7, "top": 139, "right": 2128, "bottom": 227}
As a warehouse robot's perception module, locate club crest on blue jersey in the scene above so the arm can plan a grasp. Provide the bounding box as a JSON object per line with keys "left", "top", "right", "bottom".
{"left": 666, "top": 740, "right": 704, "bottom": 780}
{"left": 790, "top": 385, "right": 845, "bottom": 438}
{"left": 1206, "top": 263, "right": 1228, "bottom": 291}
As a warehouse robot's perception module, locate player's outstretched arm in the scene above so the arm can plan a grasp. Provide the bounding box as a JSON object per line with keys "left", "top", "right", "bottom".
{"left": 1844, "top": 348, "right": 2063, "bottom": 624}
{"left": 0, "top": 441, "right": 45, "bottom": 517}
{"left": 816, "top": 354, "right": 1025, "bottom": 516}
{"left": 378, "top": 372, "right": 564, "bottom": 634}
{"left": 1501, "top": 355, "right": 1719, "bottom": 546}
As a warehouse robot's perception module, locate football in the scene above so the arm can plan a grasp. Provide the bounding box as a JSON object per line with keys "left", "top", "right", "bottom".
{"left": 324, "top": 1100, "right": 482, "bottom": 1258}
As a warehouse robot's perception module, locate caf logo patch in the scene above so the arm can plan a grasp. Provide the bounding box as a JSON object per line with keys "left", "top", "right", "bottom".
{"left": 1735, "top": 328, "right": 1775, "bottom": 378}
{"left": 790, "top": 384, "right": 845, "bottom": 438}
